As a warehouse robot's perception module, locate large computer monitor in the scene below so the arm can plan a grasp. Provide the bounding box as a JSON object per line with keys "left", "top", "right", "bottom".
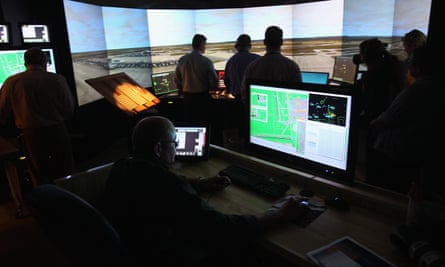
{"left": 246, "top": 79, "right": 357, "bottom": 185}
{"left": 0, "top": 48, "right": 57, "bottom": 88}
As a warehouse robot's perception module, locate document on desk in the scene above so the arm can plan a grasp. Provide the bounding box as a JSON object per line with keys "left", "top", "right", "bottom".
{"left": 307, "top": 236, "right": 396, "bottom": 267}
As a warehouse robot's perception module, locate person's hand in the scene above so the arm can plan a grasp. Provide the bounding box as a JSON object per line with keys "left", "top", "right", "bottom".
{"left": 276, "top": 197, "right": 309, "bottom": 223}
{"left": 197, "top": 175, "right": 231, "bottom": 193}
{"left": 263, "top": 194, "right": 309, "bottom": 225}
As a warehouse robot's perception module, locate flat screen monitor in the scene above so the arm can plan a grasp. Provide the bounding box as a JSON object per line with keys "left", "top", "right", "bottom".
{"left": 0, "top": 48, "right": 57, "bottom": 88}
{"left": 246, "top": 79, "right": 357, "bottom": 185}
{"left": 20, "top": 23, "right": 51, "bottom": 44}
{"left": 174, "top": 122, "right": 210, "bottom": 161}
{"left": 0, "top": 23, "right": 10, "bottom": 45}
{"left": 216, "top": 70, "right": 226, "bottom": 91}
{"left": 331, "top": 56, "right": 358, "bottom": 85}
{"left": 151, "top": 71, "right": 178, "bottom": 96}
{"left": 301, "top": 71, "right": 329, "bottom": 85}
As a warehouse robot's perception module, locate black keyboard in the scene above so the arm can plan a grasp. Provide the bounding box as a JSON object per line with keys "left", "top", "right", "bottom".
{"left": 219, "top": 164, "right": 290, "bottom": 198}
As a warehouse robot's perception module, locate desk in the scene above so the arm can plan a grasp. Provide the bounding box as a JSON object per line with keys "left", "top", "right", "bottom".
{"left": 0, "top": 135, "right": 24, "bottom": 217}
{"left": 171, "top": 145, "right": 417, "bottom": 267}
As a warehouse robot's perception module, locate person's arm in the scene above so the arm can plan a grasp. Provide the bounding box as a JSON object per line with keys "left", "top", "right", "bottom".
{"left": 257, "top": 196, "right": 309, "bottom": 229}
{"left": 223, "top": 60, "right": 232, "bottom": 93}
{"left": 58, "top": 76, "right": 76, "bottom": 119}
{"left": 208, "top": 64, "right": 218, "bottom": 91}
{"left": 0, "top": 79, "right": 13, "bottom": 125}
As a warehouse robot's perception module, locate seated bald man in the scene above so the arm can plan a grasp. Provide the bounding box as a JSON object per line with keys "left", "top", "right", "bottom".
{"left": 102, "top": 115, "right": 308, "bottom": 267}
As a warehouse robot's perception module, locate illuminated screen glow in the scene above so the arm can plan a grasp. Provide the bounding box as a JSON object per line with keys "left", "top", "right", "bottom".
{"left": 63, "top": 0, "right": 431, "bottom": 106}
{"left": 20, "top": 24, "right": 51, "bottom": 43}
{"left": 248, "top": 81, "right": 354, "bottom": 183}
{"left": 0, "top": 48, "right": 57, "bottom": 88}
{"left": 0, "top": 24, "right": 10, "bottom": 44}
{"left": 175, "top": 124, "right": 209, "bottom": 160}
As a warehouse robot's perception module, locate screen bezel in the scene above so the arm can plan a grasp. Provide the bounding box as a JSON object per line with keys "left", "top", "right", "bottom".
{"left": 19, "top": 23, "right": 51, "bottom": 45}
{"left": 245, "top": 79, "right": 358, "bottom": 185}
{"left": 174, "top": 122, "right": 211, "bottom": 161}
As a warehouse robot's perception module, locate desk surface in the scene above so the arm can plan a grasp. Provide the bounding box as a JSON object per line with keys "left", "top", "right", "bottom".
{"left": 171, "top": 145, "right": 415, "bottom": 267}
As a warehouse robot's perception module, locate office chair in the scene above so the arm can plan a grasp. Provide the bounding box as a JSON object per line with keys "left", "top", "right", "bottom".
{"left": 27, "top": 184, "right": 140, "bottom": 267}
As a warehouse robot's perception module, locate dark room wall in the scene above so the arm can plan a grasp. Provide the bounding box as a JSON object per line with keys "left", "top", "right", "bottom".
{"left": 0, "top": 0, "right": 135, "bottom": 163}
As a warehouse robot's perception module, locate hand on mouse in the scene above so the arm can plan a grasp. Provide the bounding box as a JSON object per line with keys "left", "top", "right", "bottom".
{"left": 263, "top": 195, "right": 309, "bottom": 225}
{"left": 276, "top": 197, "right": 309, "bottom": 223}
{"left": 195, "top": 175, "right": 231, "bottom": 193}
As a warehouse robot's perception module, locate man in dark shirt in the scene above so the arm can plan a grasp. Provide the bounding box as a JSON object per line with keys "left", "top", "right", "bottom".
{"left": 224, "top": 34, "right": 260, "bottom": 99}
{"left": 102, "top": 115, "right": 308, "bottom": 267}
{"left": 241, "top": 25, "right": 302, "bottom": 103}
{"left": 370, "top": 44, "right": 441, "bottom": 195}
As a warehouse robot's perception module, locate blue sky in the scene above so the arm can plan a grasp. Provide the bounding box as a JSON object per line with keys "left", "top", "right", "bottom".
{"left": 63, "top": 0, "right": 431, "bottom": 53}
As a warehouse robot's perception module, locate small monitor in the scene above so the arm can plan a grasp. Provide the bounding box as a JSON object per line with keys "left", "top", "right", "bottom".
{"left": 331, "top": 56, "right": 358, "bottom": 85}
{"left": 151, "top": 71, "right": 178, "bottom": 96}
{"left": 174, "top": 122, "right": 210, "bottom": 161}
{"left": 216, "top": 70, "right": 226, "bottom": 90}
{"left": 0, "top": 48, "right": 57, "bottom": 88}
{"left": 20, "top": 23, "right": 51, "bottom": 44}
{"left": 246, "top": 79, "right": 357, "bottom": 185}
{"left": 0, "top": 23, "right": 10, "bottom": 45}
{"left": 301, "top": 71, "right": 329, "bottom": 85}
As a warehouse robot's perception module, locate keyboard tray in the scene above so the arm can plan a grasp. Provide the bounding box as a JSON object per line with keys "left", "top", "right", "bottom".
{"left": 219, "top": 164, "right": 290, "bottom": 198}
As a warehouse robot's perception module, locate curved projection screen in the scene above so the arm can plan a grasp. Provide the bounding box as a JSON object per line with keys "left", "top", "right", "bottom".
{"left": 63, "top": 0, "right": 431, "bottom": 106}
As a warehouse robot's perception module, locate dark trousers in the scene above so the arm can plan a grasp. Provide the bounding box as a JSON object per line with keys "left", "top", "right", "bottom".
{"left": 182, "top": 92, "right": 212, "bottom": 124}
{"left": 21, "top": 123, "right": 74, "bottom": 185}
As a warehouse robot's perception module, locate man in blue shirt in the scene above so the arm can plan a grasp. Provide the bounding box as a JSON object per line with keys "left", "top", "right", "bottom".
{"left": 224, "top": 34, "right": 260, "bottom": 99}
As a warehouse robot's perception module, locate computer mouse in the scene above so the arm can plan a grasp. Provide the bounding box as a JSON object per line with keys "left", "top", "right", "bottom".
{"left": 325, "top": 196, "right": 350, "bottom": 211}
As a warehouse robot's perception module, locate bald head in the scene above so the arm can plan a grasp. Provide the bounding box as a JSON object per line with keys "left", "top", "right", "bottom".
{"left": 131, "top": 116, "right": 175, "bottom": 159}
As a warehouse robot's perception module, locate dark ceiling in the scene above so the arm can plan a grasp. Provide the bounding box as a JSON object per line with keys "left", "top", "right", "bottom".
{"left": 71, "top": 0, "right": 325, "bottom": 9}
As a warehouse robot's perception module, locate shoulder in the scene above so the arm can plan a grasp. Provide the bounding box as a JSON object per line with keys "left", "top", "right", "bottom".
{"left": 3, "top": 72, "right": 24, "bottom": 85}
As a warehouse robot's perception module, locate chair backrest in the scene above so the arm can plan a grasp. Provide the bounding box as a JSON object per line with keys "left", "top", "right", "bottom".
{"left": 28, "top": 184, "right": 134, "bottom": 267}
{"left": 54, "top": 162, "right": 114, "bottom": 208}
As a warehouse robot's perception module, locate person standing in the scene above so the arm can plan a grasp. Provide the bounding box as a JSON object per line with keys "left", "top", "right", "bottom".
{"left": 175, "top": 34, "right": 218, "bottom": 123}
{"left": 370, "top": 44, "right": 441, "bottom": 195}
{"left": 0, "top": 47, "right": 76, "bottom": 185}
{"left": 401, "top": 29, "right": 427, "bottom": 85}
{"left": 223, "top": 34, "right": 261, "bottom": 142}
{"left": 241, "top": 25, "right": 302, "bottom": 103}
{"left": 224, "top": 34, "right": 260, "bottom": 99}
{"left": 354, "top": 38, "right": 408, "bottom": 191}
